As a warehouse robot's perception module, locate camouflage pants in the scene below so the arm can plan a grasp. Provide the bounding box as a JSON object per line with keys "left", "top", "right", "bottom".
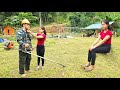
{"left": 19, "top": 51, "right": 31, "bottom": 74}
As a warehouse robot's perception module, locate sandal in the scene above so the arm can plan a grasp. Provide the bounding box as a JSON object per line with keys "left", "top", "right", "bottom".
{"left": 84, "top": 67, "right": 94, "bottom": 72}
{"left": 81, "top": 64, "right": 90, "bottom": 69}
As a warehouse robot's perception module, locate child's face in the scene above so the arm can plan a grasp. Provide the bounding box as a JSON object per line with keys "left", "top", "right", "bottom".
{"left": 38, "top": 28, "right": 44, "bottom": 33}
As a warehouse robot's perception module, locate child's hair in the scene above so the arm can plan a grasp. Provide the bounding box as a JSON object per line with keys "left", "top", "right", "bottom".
{"left": 40, "top": 26, "right": 46, "bottom": 35}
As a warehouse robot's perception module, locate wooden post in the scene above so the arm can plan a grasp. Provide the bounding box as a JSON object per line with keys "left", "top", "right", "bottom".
{"left": 95, "top": 29, "right": 99, "bottom": 37}
{"left": 39, "top": 12, "right": 42, "bottom": 27}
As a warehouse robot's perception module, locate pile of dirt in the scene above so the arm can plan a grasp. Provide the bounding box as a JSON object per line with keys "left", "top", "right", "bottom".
{"left": 31, "top": 23, "right": 66, "bottom": 33}
{"left": 45, "top": 23, "right": 65, "bottom": 33}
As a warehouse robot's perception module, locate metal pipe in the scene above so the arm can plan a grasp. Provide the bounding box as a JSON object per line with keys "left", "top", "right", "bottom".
{"left": 15, "top": 47, "right": 66, "bottom": 68}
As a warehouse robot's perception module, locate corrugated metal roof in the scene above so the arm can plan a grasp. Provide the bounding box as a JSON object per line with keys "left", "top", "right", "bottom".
{"left": 82, "top": 21, "right": 114, "bottom": 30}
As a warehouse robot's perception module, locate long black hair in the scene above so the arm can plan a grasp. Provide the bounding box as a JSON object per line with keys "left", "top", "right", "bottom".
{"left": 40, "top": 26, "right": 46, "bottom": 35}
{"left": 101, "top": 19, "right": 111, "bottom": 30}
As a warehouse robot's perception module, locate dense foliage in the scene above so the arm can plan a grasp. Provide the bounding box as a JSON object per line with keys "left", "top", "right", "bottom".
{"left": 0, "top": 12, "right": 120, "bottom": 36}
{"left": 0, "top": 12, "right": 120, "bottom": 27}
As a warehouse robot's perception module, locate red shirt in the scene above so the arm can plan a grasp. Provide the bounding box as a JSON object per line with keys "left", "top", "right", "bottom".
{"left": 37, "top": 33, "right": 46, "bottom": 45}
{"left": 100, "top": 30, "right": 112, "bottom": 44}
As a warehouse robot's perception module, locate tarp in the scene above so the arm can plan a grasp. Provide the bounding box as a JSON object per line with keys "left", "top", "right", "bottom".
{"left": 82, "top": 21, "right": 114, "bottom": 30}
{"left": 0, "top": 38, "right": 4, "bottom": 43}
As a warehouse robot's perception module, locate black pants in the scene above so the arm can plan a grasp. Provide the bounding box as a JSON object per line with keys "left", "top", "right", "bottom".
{"left": 88, "top": 44, "right": 111, "bottom": 65}
{"left": 36, "top": 45, "right": 45, "bottom": 66}
{"left": 19, "top": 51, "right": 31, "bottom": 74}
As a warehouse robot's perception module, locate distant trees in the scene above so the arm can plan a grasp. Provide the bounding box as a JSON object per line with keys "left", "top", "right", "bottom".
{"left": 0, "top": 12, "right": 120, "bottom": 28}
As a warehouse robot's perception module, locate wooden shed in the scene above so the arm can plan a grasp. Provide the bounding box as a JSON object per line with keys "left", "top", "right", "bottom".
{"left": 3, "top": 26, "right": 15, "bottom": 35}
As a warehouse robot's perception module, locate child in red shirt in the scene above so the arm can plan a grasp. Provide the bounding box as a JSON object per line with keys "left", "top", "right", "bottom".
{"left": 81, "top": 20, "right": 112, "bottom": 71}
{"left": 28, "top": 26, "right": 46, "bottom": 70}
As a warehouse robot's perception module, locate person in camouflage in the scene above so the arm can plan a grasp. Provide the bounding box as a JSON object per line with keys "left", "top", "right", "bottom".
{"left": 16, "top": 19, "right": 32, "bottom": 78}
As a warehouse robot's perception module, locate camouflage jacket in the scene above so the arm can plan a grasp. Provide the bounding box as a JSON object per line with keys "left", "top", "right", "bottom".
{"left": 16, "top": 28, "right": 32, "bottom": 51}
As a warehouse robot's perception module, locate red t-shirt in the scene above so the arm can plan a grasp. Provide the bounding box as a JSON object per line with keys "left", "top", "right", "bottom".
{"left": 100, "top": 30, "right": 112, "bottom": 44}
{"left": 37, "top": 33, "right": 46, "bottom": 45}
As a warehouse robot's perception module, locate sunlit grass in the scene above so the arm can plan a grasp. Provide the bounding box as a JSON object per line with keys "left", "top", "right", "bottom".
{"left": 0, "top": 37, "right": 120, "bottom": 78}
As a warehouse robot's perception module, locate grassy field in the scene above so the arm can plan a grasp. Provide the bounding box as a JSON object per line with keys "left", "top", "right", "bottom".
{"left": 0, "top": 37, "right": 120, "bottom": 78}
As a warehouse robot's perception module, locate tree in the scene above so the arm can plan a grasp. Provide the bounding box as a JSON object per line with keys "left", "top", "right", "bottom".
{"left": 95, "top": 12, "right": 120, "bottom": 21}
{"left": 68, "top": 12, "right": 95, "bottom": 27}
{"left": 2, "top": 12, "right": 38, "bottom": 27}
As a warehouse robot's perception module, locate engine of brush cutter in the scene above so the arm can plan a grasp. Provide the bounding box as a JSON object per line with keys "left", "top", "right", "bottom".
{"left": 4, "top": 41, "right": 14, "bottom": 50}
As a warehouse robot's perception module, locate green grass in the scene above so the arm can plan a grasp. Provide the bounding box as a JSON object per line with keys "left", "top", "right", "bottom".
{"left": 0, "top": 37, "right": 120, "bottom": 78}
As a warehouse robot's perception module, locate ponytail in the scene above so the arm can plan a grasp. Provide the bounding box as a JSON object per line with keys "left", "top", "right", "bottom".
{"left": 43, "top": 29, "right": 46, "bottom": 35}
{"left": 108, "top": 25, "right": 111, "bottom": 30}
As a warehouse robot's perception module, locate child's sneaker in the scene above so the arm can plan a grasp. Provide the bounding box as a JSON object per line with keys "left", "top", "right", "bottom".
{"left": 35, "top": 66, "right": 40, "bottom": 71}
